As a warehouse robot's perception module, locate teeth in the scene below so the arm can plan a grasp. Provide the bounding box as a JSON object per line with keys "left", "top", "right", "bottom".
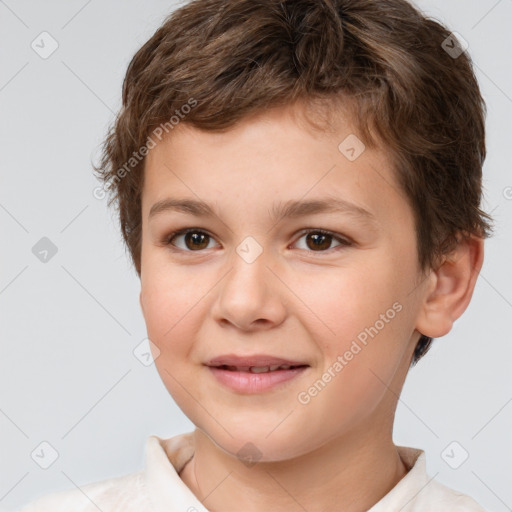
{"left": 249, "top": 364, "right": 296, "bottom": 373}
{"left": 217, "top": 364, "right": 302, "bottom": 372}
{"left": 249, "top": 366, "right": 270, "bottom": 373}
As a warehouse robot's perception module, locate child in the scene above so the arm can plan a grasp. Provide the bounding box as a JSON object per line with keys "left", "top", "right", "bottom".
{"left": 19, "top": 0, "right": 494, "bottom": 510}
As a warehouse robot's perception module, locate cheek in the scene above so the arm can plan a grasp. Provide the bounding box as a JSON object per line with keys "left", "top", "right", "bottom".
{"left": 291, "top": 258, "right": 413, "bottom": 398}
{"left": 140, "top": 266, "right": 206, "bottom": 359}
{"left": 290, "top": 257, "right": 408, "bottom": 348}
{"left": 140, "top": 269, "right": 208, "bottom": 415}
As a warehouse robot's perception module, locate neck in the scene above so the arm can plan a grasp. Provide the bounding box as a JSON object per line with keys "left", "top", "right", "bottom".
{"left": 179, "top": 425, "right": 408, "bottom": 512}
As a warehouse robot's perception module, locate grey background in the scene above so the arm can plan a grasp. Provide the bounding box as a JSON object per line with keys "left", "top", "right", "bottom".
{"left": 1, "top": 0, "right": 510, "bottom": 510}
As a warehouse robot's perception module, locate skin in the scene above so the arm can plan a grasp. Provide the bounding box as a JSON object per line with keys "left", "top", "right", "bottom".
{"left": 138, "top": 101, "right": 484, "bottom": 512}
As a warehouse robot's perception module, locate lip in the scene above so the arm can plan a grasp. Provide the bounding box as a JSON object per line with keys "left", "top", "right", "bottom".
{"left": 205, "top": 353, "right": 310, "bottom": 394}
{"left": 205, "top": 354, "right": 309, "bottom": 367}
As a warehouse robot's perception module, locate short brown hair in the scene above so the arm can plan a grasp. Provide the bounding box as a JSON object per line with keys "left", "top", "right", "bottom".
{"left": 94, "top": 0, "right": 494, "bottom": 366}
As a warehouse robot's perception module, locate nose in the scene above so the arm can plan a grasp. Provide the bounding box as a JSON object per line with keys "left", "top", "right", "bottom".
{"left": 211, "top": 242, "right": 287, "bottom": 332}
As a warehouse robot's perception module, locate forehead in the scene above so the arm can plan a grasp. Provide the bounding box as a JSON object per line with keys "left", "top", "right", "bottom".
{"left": 141, "top": 102, "right": 409, "bottom": 230}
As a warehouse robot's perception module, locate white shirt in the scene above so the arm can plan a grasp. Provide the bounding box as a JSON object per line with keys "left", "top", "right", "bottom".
{"left": 18, "top": 432, "right": 487, "bottom": 511}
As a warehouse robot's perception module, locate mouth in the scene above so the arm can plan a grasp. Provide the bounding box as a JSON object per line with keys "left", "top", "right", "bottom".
{"left": 205, "top": 354, "right": 310, "bottom": 393}
{"left": 205, "top": 354, "right": 310, "bottom": 371}
{"left": 211, "top": 363, "right": 308, "bottom": 373}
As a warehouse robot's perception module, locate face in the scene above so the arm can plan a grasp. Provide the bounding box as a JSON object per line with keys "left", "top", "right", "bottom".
{"left": 139, "top": 102, "right": 427, "bottom": 461}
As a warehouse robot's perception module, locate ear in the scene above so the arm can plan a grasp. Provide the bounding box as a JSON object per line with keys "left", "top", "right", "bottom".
{"left": 415, "top": 234, "right": 485, "bottom": 338}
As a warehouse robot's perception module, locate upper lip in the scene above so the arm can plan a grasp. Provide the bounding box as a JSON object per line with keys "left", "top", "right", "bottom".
{"left": 205, "top": 354, "right": 309, "bottom": 367}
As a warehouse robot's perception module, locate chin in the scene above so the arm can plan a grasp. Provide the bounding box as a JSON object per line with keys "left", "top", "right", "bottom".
{"left": 200, "top": 423, "right": 312, "bottom": 463}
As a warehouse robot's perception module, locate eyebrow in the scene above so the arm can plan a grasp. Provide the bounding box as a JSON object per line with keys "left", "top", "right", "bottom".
{"left": 149, "top": 197, "right": 377, "bottom": 225}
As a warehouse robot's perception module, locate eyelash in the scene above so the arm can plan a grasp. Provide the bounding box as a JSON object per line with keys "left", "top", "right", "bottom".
{"left": 163, "top": 227, "right": 353, "bottom": 254}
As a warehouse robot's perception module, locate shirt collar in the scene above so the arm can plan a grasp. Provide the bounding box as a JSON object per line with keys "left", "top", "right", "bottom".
{"left": 144, "top": 433, "right": 428, "bottom": 512}
{"left": 367, "top": 445, "right": 430, "bottom": 511}
{"left": 144, "top": 433, "right": 208, "bottom": 512}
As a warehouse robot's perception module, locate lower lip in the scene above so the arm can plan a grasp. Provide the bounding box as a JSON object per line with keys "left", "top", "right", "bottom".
{"left": 207, "top": 366, "right": 309, "bottom": 393}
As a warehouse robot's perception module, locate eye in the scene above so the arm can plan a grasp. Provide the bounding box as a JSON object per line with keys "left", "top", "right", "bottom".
{"left": 164, "top": 227, "right": 352, "bottom": 254}
{"left": 165, "top": 228, "right": 218, "bottom": 251}
{"left": 292, "top": 229, "right": 352, "bottom": 253}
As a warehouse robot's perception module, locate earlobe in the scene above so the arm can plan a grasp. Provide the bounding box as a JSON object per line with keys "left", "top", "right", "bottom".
{"left": 415, "top": 235, "right": 484, "bottom": 339}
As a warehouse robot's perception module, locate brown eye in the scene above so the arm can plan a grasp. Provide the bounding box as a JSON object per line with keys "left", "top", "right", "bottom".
{"left": 294, "top": 230, "right": 351, "bottom": 252}
{"left": 306, "top": 232, "right": 332, "bottom": 251}
{"left": 167, "top": 229, "right": 217, "bottom": 251}
{"left": 165, "top": 228, "right": 351, "bottom": 254}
